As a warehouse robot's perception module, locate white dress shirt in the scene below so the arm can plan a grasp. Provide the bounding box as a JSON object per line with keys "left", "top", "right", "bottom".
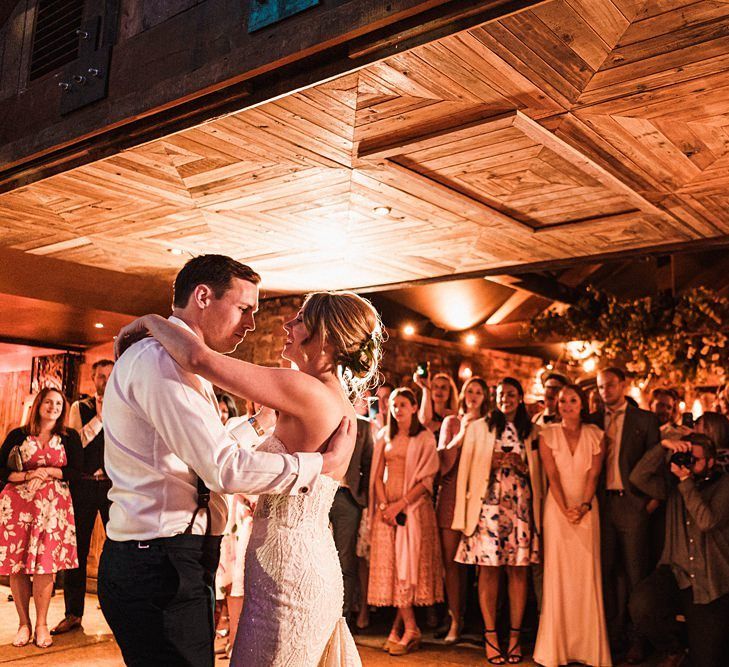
{"left": 68, "top": 397, "right": 103, "bottom": 448}
{"left": 103, "top": 316, "right": 322, "bottom": 541}
{"left": 605, "top": 403, "right": 627, "bottom": 490}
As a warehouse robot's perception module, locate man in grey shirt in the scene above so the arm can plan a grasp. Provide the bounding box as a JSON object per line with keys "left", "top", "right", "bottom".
{"left": 629, "top": 432, "right": 729, "bottom": 667}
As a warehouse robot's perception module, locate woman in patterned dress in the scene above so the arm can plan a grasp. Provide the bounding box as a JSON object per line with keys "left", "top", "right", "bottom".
{"left": 0, "top": 387, "right": 82, "bottom": 649}
{"left": 452, "top": 377, "right": 543, "bottom": 665}
{"left": 368, "top": 387, "right": 444, "bottom": 656}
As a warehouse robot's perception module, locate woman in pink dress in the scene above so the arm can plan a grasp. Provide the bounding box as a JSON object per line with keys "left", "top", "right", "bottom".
{"left": 533, "top": 384, "right": 611, "bottom": 667}
{"left": 0, "top": 387, "right": 81, "bottom": 649}
{"left": 368, "top": 387, "right": 444, "bottom": 656}
{"left": 437, "top": 376, "right": 489, "bottom": 643}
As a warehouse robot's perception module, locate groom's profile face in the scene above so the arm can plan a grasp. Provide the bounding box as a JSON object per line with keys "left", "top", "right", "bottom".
{"left": 202, "top": 277, "right": 259, "bottom": 353}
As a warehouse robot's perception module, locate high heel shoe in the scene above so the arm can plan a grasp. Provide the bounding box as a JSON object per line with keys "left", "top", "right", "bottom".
{"left": 389, "top": 629, "right": 422, "bottom": 656}
{"left": 12, "top": 624, "right": 32, "bottom": 647}
{"left": 33, "top": 624, "right": 53, "bottom": 649}
{"left": 484, "top": 628, "right": 505, "bottom": 665}
{"left": 382, "top": 632, "right": 400, "bottom": 652}
{"left": 505, "top": 627, "right": 522, "bottom": 664}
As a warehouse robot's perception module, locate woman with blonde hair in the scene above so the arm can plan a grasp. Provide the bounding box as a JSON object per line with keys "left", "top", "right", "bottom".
{"left": 414, "top": 370, "right": 458, "bottom": 437}
{"left": 452, "top": 377, "right": 543, "bottom": 664}
{"left": 437, "top": 376, "right": 489, "bottom": 643}
{"left": 0, "top": 387, "right": 82, "bottom": 649}
{"left": 368, "top": 387, "right": 444, "bottom": 656}
{"left": 115, "top": 289, "right": 383, "bottom": 666}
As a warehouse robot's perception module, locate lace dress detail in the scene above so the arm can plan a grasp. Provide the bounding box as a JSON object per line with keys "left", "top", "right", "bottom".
{"left": 231, "top": 435, "right": 361, "bottom": 667}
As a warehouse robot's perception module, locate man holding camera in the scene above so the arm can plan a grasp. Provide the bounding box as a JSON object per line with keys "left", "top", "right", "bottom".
{"left": 629, "top": 432, "right": 729, "bottom": 667}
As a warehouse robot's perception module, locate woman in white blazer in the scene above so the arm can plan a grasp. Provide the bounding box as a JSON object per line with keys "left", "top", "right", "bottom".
{"left": 452, "top": 377, "right": 544, "bottom": 665}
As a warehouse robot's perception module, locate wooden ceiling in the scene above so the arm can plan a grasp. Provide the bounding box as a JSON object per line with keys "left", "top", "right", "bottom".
{"left": 1, "top": 0, "right": 729, "bottom": 294}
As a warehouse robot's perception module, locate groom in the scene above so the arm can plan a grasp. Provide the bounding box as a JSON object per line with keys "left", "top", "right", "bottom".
{"left": 99, "top": 255, "right": 351, "bottom": 667}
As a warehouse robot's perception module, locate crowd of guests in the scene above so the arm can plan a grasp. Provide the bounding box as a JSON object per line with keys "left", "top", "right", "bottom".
{"left": 333, "top": 367, "right": 729, "bottom": 667}
{"left": 1, "top": 357, "right": 729, "bottom": 666}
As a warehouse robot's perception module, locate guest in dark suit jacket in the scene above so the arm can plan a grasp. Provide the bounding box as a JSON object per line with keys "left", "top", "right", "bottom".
{"left": 329, "top": 414, "right": 373, "bottom": 622}
{"left": 592, "top": 367, "right": 661, "bottom": 663}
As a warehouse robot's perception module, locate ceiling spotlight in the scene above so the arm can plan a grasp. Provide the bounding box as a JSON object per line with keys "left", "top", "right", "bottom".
{"left": 465, "top": 333, "right": 477, "bottom": 346}
{"left": 168, "top": 247, "right": 185, "bottom": 256}
{"left": 373, "top": 206, "right": 391, "bottom": 216}
{"left": 94, "top": 322, "right": 104, "bottom": 329}
{"left": 546, "top": 363, "right": 554, "bottom": 370}
{"left": 403, "top": 324, "right": 415, "bottom": 336}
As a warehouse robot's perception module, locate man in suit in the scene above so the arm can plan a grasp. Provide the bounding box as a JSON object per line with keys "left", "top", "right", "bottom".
{"left": 53, "top": 359, "right": 114, "bottom": 635}
{"left": 593, "top": 367, "right": 661, "bottom": 664}
{"left": 329, "top": 414, "right": 373, "bottom": 626}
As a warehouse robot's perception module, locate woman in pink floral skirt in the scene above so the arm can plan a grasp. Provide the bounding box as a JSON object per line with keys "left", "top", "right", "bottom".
{"left": 0, "top": 387, "right": 82, "bottom": 649}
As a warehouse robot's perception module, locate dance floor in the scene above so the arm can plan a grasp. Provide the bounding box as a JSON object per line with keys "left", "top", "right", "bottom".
{"left": 0, "top": 585, "right": 532, "bottom": 665}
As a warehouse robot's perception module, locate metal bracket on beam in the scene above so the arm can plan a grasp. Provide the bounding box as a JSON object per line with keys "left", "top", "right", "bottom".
{"left": 59, "top": 17, "right": 112, "bottom": 115}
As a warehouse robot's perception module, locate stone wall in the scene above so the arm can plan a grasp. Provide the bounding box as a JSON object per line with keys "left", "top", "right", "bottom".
{"left": 232, "top": 296, "right": 543, "bottom": 395}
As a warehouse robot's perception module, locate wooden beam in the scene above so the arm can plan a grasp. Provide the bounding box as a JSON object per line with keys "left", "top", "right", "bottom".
{"left": 379, "top": 160, "right": 535, "bottom": 234}
{"left": 511, "top": 111, "right": 686, "bottom": 229}
{"left": 354, "top": 235, "right": 729, "bottom": 293}
{"left": 0, "top": 0, "right": 545, "bottom": 191}
{"left": 486, "top": 289, "right": 533, "bottom": 325}
{"left": 0, "top": 247, "right": 172, "bottom": 316}
{"left": 357, "top": 110, "right": 517, "bottom": 161}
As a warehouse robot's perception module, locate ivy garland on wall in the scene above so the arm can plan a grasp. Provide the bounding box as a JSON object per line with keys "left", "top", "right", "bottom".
{"left": 529, "top": 286, "right": 729, "bottom": 382}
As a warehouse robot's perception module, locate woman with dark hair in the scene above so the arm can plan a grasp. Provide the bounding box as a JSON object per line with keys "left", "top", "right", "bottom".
{"left": 534, "top": 384, "right": 611, "bottom": 667}
{"left": 695, "top": 411, "right": 729, "bottom": 472}
{"left": 0, "top": 387, "right": 82, "bottom": 649}
{"left": 368, "top": 387, "right": 444, "bottom": 656}
{"left": 452, "top": 377, "right": 543, "bottom": 664}
{"left": 437, "top": 376, "right": 489, "bottom": 643}
{"left": 216, "top": 393, "right": 239, "bottom": 424}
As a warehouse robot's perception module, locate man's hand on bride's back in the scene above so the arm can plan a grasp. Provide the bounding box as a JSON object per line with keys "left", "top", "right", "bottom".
{"left": 321, "top": 417, "right": 353, "bottom": 476}
{"left": 114, "top": 315, "right": 155, "bottom": 359}
{"left": 254, "top": 406, "right": 276, "bottom": 433}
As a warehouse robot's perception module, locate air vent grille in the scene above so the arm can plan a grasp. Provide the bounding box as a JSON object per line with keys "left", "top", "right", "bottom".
{"left": 29, "top": 0, "right": 85, "bottom": 81}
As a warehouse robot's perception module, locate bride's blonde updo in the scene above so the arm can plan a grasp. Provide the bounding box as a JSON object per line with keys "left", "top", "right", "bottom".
{"left": 301, "top": 291, "right": 385, "bottom": 400}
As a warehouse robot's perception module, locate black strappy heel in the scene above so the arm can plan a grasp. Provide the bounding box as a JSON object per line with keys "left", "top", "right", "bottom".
{"left": 484, "top": 628, "right": 505, "bottom": 665}
{"left": 505, "top": 627, "right": 523, "bottom": 664}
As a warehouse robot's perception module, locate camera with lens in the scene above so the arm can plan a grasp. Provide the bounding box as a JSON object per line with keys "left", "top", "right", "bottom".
{"left": 669, "top": 450, "right": 696, "bottom": 469}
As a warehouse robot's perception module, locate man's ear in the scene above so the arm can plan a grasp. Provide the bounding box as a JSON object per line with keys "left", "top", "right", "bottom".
{"left": 193, "top": 284, "right": 214, "bottom": 309}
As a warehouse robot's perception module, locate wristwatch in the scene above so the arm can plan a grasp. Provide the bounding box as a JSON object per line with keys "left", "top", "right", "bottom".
{"left": 580, "top": 501, "right": 592, "bottom": 512}
{"left": 248, "top": 416, "right": 265, "bottom": 437}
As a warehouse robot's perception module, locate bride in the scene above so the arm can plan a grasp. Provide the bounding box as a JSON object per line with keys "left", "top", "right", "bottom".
{"left": 117, "top": 291, "right": 383, "bottom": 666}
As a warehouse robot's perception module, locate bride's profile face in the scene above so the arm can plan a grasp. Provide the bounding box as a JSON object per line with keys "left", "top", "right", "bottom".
{"left": 282, "top": 310, "right": 313, "bottom": 365}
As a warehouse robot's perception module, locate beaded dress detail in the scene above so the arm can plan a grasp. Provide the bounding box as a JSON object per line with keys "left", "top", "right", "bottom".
{"left": 232, "top": 435, "right": 361, "bottom": 667}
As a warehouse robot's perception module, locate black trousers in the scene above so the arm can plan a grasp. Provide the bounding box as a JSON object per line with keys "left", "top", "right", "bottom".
{"left": 630, "top": 566, "right": 729, "bottom": 667}
{"left": 65, "top": 478, "right": 112, "bottom": 617}
{"left": 329, "top": 487, "right": 362, "bottom": 617}
{"left": 98, "top": 535, "right": 222, "bottom": 667}
{"left": 600, "top": 493, "right": 651, "bottom": 643}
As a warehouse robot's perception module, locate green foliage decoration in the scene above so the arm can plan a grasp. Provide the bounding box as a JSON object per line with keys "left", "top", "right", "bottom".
{"left": 529, "top": 286, "right": 729, "bottom": 381}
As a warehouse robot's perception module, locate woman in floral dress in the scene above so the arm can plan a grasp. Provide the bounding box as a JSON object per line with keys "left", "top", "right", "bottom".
{"left": 452, "top": 377, "right": 543, "bottom": 665}
{"left": 0, "top": 387, "right": 82, "bottom": 649}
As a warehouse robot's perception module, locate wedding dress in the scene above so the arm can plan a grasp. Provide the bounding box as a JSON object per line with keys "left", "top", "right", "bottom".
{"left": 231, "top": 435, "right": 361, "bottom": 667}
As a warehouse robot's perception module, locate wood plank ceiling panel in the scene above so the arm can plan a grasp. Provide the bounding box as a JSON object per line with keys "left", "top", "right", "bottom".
{"left": 0, "top": 0, "right": 728, "bottom": 293}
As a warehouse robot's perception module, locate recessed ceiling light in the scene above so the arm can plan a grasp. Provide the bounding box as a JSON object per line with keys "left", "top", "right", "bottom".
{"left": 94, "top": 322, "right": 104, "bottom": 329}
{"left": 373, "top": 206, "right": 391, "bottom": 216}
{"left": 403, "top": 324, "right": 415, "bottom": 336}
{"left": 168, "top": 248, "right": 185, "bottom": 256}
{"left": 465, "top": 333, "right": 477, "bottom": 346}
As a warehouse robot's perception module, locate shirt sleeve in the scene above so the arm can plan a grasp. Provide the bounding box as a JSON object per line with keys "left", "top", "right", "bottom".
{"left": 130, "top": 348, "right": 321, "bottom": 496}
{"left": 68, "top": 401, "right": 103, "bottom": 448}
{"left": 679, "top": 476, "right": 729, "bottom": 532}
{"left": 629, "top": 443, "right": 670, "bottom": 500}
